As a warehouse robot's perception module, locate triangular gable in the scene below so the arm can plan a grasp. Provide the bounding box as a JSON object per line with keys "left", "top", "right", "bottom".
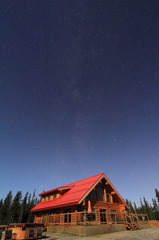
{"left": 31, "top": 173, "right": 128, "bottom": 212}
{"left": 79, "top": 173, "right": 129, "bottom": 208}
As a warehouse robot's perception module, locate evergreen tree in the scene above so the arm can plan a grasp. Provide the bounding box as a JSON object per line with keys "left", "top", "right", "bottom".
{"left": 0, "top": 190, "right": 40, "bottom": 224}
{"left": 26, "top": 193, "right": 32, "bottom": 222}
{"left": 10, "top": 191, "right": 22, "bottom": 223}
{"left": 1, "top": 191, "right": 12, "bottom": 224}
{"left": 26, "top": 190, "right": 40, "bottom": 223}
{"left": 27, "top": 190, "right": 40, "bottom": 222}
{"left": 139, "top": 198, "right": 146, "bottom": 214}
{"left": 133, "top": 202, "right": 138, "bottom": 214}
{"left": 0, "top": 199, "right": 3, "bottom": 224}
{"left": 155, "top": 189, "right": 159, "bottom": 203}
{"left": 18, "top": 192, "right": 29, "bottom": 223}
{"left": 140, "top": 197, "right": 152, "bottom": 220}
{"left": 125, "top": 199, "right": 135, "bottom": 213}
{"left": 152, "top": 198, "right": 159, "bottom": 220}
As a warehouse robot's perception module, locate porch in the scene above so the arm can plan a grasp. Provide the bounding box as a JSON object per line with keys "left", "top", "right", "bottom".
{"left": 34, "top": 211, "right": 149, "bottom": 230}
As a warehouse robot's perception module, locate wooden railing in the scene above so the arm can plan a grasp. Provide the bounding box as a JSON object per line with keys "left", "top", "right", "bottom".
{"left": 34, "top": 211, "right": 149, "bottom": 227}
{"left": 136, "top": 214, "right": 149, "bottom": 224}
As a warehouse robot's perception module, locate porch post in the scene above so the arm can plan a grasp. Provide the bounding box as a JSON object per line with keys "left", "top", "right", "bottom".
{"left": 84, "top": 210, "right": 86, "bottom": 225}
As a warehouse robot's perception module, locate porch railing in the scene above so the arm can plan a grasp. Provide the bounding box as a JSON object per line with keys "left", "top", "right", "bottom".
{"left": 34, "top": 211, "right": 149, "bottom": 226}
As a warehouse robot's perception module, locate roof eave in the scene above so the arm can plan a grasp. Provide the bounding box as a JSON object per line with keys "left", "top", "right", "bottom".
{"left": 31, "top": 201, "right": 79, "bottom": 212}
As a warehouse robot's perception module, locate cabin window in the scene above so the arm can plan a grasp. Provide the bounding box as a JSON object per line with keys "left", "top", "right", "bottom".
{"left": 110, "top": 210, "right": 116, "bottom": 213}
{"left": 106, "top": 194, "right": 111, "bottom": 202}
{"left": 110, "top": 210, "right": 116, "bottom": 222}
{"left": 53, "top": 193, "right": 57, "bottom": 199}
{"left": 48, "top": 195, "right": 50, "bottom": 200}
{"left": 85, "top": 194, "right": 90, "bottom": 200}
{"left": 106, "top": 188, "right": 111, "bottom": 194}
{"left": 91, "top": 189, "right": 97, "bottom": 200}
{"left": 64, "top": 209, "right": 72, "bottom": 223}
{"left": 86, "top": 208, "right": 96, "bottom": 221}
{"left": 37, "top": 212, "right": 42, "bottom": 217}
{"left": 44, "top": 196, "right": 46, "bottom": 201}
{"left": 100, "top": 209, "right": 106, "bottom": 222}
{"left": 98, "top": 186, "right": 104, "bottom": 201}
{"left": 91, "top": 208, "right": 96, "bottom": 221}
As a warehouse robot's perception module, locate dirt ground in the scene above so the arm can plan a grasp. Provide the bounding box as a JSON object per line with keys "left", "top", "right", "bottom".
{"left": 44, "top": 228, "right": 159, "bottom": 240}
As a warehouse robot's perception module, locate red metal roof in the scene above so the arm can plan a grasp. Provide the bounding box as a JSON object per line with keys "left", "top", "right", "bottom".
{"left": 31, "top": 173, "right": 104, "bottom": 212}
{"left": 31, "top": 173, "right": 128, "bottom": 212}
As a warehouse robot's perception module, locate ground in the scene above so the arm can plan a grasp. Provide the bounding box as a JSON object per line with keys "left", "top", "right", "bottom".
{"left": 45, "top": 228, "right": 159, "bottom": 240}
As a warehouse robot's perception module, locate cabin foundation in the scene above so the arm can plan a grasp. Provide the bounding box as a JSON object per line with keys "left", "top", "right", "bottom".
{"left": 48, "top": 224, "right": 126, "bottom": 237}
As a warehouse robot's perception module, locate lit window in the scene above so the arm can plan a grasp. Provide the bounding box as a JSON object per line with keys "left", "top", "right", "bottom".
{"left": 91, "top": 189, "right": 96, "bottom": 200}
{"left": 85, "top": 194, "right": 90, "bottom": 200}
{"left": 106, "top": 194, "right": 110, "bottom": 202}
{"left": 98, "top": 186, "right": 104, "bottom": 201}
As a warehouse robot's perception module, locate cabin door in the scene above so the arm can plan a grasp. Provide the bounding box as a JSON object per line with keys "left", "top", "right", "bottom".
{"left": 64, "top": 209, "right": 72, "bottom": 223}
{"left": 100, "top": 209, "right": 106, "bottom": 223}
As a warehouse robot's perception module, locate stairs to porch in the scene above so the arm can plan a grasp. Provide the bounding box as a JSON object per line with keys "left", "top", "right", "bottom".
{"left": 125, "top": 221, "right": 141, "bottom": 230}
{"left": 125, "top": 214, "right": 141, "bottom": 230}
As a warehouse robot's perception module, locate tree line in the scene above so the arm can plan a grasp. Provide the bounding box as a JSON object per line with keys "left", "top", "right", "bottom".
{"left": 0, "top": 190, "right": 40, "bottom": 224}
{"left": 126, "top": 189, "right": 159, "bottom": 220}
{"left": 0, "top": 188, "right": 159, "bottom": 224}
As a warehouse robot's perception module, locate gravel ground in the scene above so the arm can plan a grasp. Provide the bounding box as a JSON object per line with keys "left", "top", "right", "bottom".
{"left": 44, "top": 228, "right": 159, "bottom": 240}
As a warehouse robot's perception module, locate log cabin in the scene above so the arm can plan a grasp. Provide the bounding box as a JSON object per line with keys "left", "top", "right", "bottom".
{"left": 31, "top": 173, "right": 130, "bottom": 226}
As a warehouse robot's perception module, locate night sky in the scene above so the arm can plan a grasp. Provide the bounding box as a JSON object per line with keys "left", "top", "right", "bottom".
{"left": 1, "top": 0, "right": 159, "bottom": 204}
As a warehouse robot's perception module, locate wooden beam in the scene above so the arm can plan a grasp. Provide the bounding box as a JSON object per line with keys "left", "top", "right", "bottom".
{"left": 111, "top": 191, "right": 116, "bottom": 195}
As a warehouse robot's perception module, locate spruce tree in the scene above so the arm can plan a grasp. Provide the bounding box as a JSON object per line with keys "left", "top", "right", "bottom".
{"left": 155, "top": 189, "right": 159, "bottom": 203}
{"left": 18, "top": 192, "right": 28, "bottom": 223}
{"left": 143, "top": 197, "right": 152, "bottom": 220}
{"left": 0, "top": 190, "right": 40, "bottom": 224}
{"left": 27, "top": 190, "right": 40, "bottom": 222}
{"left": 10, "top": 191, "right": 22, "bottom": 223}
{"left": 133, "top": 202, "right": 138, "bottom": 214}
{"left": 26, "top": 193, "right": 35, "bottom": 223}
{"left": 152, "top": 198, "right": 159, "bottom": 220}
{"left": 0, "top": 199, "right": 3, "bottom": 224}
{"left": 125, "top": 199, "right": 135, "bottom": 213}
{"left": 139, "top": 198, "right": 146, "bottom": 214}
{"left": 1, "top": 191, "right": 12, "bottom": 224}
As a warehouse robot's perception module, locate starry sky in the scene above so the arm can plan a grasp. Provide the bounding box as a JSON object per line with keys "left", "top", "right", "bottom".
{"left": 1, "top": 0, "right": 159, "bottom": 205}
